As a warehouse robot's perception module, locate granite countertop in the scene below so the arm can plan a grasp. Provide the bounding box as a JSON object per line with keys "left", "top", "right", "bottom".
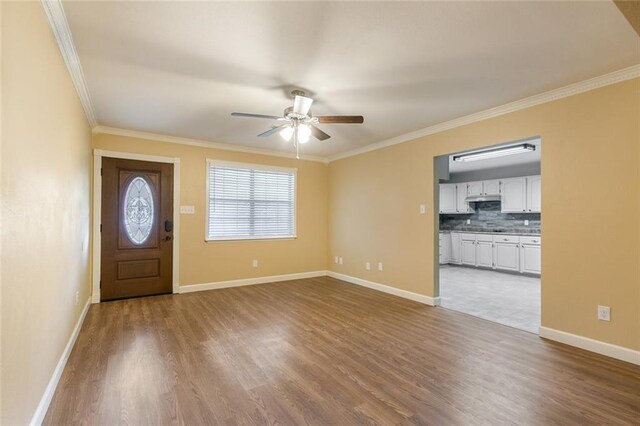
{"left": 439, "top": 228, "right": 541, "bottom": 236}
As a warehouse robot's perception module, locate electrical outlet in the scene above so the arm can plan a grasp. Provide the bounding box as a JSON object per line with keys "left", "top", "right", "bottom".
{"left": 419, "top": 204, "right": 426, "bottom": 215}
{"left": 339, "top": 257, "right": 343, "bottom": 265}
{"left": 75, "top": 291, "right": 79, "bottom": 305}
{"left": 377, "top": 262, "right": 383, "bottom": 271}
{"left": 365, "top": 262, "right": 371, "bottom": 271}
{"left": 466, "top": 219, "right": 471, "bottom": 225}
{"left": 334, "top": 256, "right": 339, "bottom": 264}
{"left": 524, "top": 219, "right": 529, "bottom": 226}
{"left": 252, "top": 259, "right": 258, "bottom": 268}
{"left": 597, "top": 305, "right": 611, "bottom": 321}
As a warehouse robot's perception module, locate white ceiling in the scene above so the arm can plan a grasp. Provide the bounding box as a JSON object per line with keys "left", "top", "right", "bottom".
{"left": 63, "top": 1, "right": 639, "bottom": 158}
{"left": 448, "top": 138, "right": 541, "bottom": 173}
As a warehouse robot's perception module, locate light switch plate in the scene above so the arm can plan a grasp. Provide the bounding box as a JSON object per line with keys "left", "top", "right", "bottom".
{"left": 252, "top": 259, "right": 258, "bottom": 268}
{"left": 365, "top": 262, "right": 371, "bottom": 271}
{"left": 466, "top": 219, "right": 471, "bottom": 225}
{"left": 419, "top": 204, "right": 426, "bottom": 215}
{"left": 334, "top": 256, "right": 339, "bottom": 264}
{"left": 180, "top": 205, "right": 195, "bottom": 214}
{"left": 524, "top": 219, "right": 529, "bottom": 226}
{"left": 377, "top": 262, "right": 383, "bottom": 271}
{"left": 339, "top": 257, "right": 343, "bottom": 265}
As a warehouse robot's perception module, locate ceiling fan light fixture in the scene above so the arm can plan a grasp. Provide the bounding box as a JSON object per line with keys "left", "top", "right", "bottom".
{"left": 280, "top": 126, "right": 294, "bottom": 142}
{"left": 298, "top": 125, "right": 311, "bottom": 144}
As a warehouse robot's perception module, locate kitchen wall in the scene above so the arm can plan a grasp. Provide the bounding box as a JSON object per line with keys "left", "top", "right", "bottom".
{"left": 93, "top": 133, "right": 328, "bottom": 288}
{"left": 328, "top": 77, "right": 639, "bottom": 352}
{"left": 440, "top": 201, "right": 540, "bottom": 233}
{"left": 1, "top": 3, "right": 92, "bottom": 424}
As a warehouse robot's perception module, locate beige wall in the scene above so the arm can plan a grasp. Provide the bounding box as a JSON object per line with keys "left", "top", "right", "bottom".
{"left": 1, "top": 2, "right": 92, "bottom": 425}
{"left": 329, "top": 78, "right": 640, "bottom": 351}
{"left": 93, "top": 134, "right": 328, "bottom": 287}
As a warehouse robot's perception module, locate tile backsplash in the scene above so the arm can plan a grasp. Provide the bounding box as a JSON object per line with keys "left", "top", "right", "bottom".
{"left": 439, "top": 201, "right": 540, "bottom": 233}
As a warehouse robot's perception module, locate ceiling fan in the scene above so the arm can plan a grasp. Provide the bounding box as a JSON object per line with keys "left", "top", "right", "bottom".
{"left": 231, "top": 90, "right": 364, "bottom": 158}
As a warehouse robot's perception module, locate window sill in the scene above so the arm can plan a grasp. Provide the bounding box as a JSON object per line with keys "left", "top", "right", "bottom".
{"left": 205, "top": 235, "right": 298, "bottom": 243}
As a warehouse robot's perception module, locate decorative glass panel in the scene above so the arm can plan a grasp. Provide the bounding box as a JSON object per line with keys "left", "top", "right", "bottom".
{"left": 123, "top": 177, "right": 154, "bottom": 244}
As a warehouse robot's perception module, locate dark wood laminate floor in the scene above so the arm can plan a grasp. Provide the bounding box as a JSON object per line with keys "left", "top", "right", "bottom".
{"left": 45, "top": 277, "right": 640, "bottom": 425}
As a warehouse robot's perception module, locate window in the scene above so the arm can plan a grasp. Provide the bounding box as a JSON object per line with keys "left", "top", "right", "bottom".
{"left": 206, "top": 160, "right": 296, "bottom": 241}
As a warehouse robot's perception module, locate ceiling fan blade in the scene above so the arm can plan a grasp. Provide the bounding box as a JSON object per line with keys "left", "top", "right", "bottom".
{"left": 317, "top": 115, "right": 364, "bottom": 124}
{"left": 257, "top": 124, "right": 289, "bottom": 138}
{"left": 293, "top": 95, "right": 313, "bottom": 116}
{"left": 232, "top": 112, "right": 282, "bottom": 120}
{"left": 310, "top": 125, "right": 331, "bottom": 141}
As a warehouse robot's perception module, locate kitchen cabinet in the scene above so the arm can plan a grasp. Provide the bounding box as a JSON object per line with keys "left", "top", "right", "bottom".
{"left": 461, "top": 234, "right": 476, "bottom": 266}
{"left": 520, "top": 236, "right": 541, "bottom": 274}
{"left": 456, "top": 183, "right": 471, "bottom": 213}
{"left": 439, "top": 232, "right": 540, "bottom": 275}
{"left": 450, "top": 233, "right": 461, "bottom": 264}
{"left": 467, "top": 181, "right": 483, "bottom": 197}
{"left": 493, "top": 236, "right": 520, "bottom": 272}
{"left": 439, "top": 184, "right": 457, "bottom": 213}
{"left": 483, "top": 179, "right": 501, "bottom": 196}
{"left": 439, "top": 233, "right": 451, "bottom": 264}
{"left": 501, "top": 177, "right": 527, "bottom": 213}
{"left": 476, "top": 236, "right": 493, "bottom": 268}
{"left": 527, "top": 175, "right": 541, "bottom": 213}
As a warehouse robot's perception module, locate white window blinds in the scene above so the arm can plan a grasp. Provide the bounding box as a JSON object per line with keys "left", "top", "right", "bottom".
{"left": 207, "top": 160, "right": 296, "bottom": 240}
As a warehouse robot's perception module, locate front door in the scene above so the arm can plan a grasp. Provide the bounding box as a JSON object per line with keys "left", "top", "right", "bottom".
{"left": 101, "top": 158, "right": 173, "bottom": 301}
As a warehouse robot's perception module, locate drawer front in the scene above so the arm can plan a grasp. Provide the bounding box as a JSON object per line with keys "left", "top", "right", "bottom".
{"left": 476, "top": 234, "right": 493, "bottom": 242}
{"left": 493, "top": 235, "right": 519, "bottom": 244}
{"left": 521, "top": 236, "right": 541, "bottom": 245}
{"left": 461, "top": 233, "right": 476, "bottom": 241}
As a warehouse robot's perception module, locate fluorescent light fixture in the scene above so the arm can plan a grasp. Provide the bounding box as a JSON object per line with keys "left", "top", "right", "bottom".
{"left": 280, "top": 126, "right": 294, "bottom": 141}
{"left": 298, "top": 125, "right": 311, "bottom": 144}
{"left": 453, "top": 143, "right": 535, "bottom": 162}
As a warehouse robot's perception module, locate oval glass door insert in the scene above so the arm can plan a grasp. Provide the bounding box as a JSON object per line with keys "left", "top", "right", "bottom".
{"left": 123, "top": 176, "right": 154, "bottom": 244}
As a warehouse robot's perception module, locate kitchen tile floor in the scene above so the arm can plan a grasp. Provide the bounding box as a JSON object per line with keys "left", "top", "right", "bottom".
{"left": 439, "top": 265, "right": 540, "bottom": 333}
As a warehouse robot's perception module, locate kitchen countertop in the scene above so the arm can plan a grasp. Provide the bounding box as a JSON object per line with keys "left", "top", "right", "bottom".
{"left": 439, "top": 228, "right": 541, "bottom": 236}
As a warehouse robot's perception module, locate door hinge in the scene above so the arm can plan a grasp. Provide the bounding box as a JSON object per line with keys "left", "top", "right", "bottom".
{"left": 100, "top": 280, "right": 102, "bottom": 289}
{"left": 100, "top": 224, "right": 103, "bottom": 232}
{"left": 100, "top": 167, "right": 103, "bottom": 176}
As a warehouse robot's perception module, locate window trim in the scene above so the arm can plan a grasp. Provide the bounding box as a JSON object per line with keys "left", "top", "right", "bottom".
{"left": 205, "top": 159, "right": 298, "bottom": 242}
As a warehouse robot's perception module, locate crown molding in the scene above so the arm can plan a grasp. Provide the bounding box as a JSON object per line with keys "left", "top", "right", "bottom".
{"left": 328, "top": 64, "right": 640, "bottom": 162}
{"left": 41, "top": 0, "right": 97, "bottom": 127}
{"left": 92, "top": 126, "right": 330, "bottom": 164}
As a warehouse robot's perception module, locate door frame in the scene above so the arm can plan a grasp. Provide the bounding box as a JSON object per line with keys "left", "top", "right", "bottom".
{"left": 92, "top": 149, "right": 181, "bottom": 303}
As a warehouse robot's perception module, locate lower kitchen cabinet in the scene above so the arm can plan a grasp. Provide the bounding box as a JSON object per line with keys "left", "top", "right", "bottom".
{"left": 476, "top": 238, "right": 493, "bottom": 268}
{"left": 461, "top": 235, "right": 476, "bottom": 266}
{"left": 450, "top": 233, "right": 461, "bottom": 264}
{"left": 493, "top": 237, "right": 520, "bottom": 272}
{"left": 520, "top": 236, "right": 541, "bottom": 274}
{"left": 439, "top": 232, "right": 540, "bottom": 275}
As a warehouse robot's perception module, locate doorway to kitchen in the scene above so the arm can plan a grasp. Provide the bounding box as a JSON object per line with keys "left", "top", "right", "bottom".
{"left": 435, "top": 138, "right": 541, "bottom": 333}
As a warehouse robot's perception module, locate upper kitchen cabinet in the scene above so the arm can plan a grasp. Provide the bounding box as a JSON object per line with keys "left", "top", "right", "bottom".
{"left": 456, "top": 183, "right": 471, "bottom": 213}
{"left": 527, "top": 175, "right": 541, "bottom": 213}
{"left": 439, "top": 184, "right": 457, "bottom": 213}
{"left": 483, "top": 179, "right": 501, "bottom": 196}
{"left": 501, "top": 177, "right": 527, "bottom": 212}
{"left": 467, "top": 181, "right": 483, "bottom": 197}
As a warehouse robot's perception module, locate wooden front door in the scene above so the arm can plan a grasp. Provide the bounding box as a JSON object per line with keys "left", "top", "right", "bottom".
{"left": 101, "top": 158, "right": 173, "bottom": 301}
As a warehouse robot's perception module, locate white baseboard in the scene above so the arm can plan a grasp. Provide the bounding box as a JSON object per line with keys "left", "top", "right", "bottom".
{"left": 179, "top": 271, "right": 328, "bottom": 294}
{"left": 29, "top": 298, "right": 91, "bottom": 426}
{"left": 539, "top": 326, "right": 640, "bottom": 366}
{"left": 327, "top": 271, "right": 440, "bottom": 306}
